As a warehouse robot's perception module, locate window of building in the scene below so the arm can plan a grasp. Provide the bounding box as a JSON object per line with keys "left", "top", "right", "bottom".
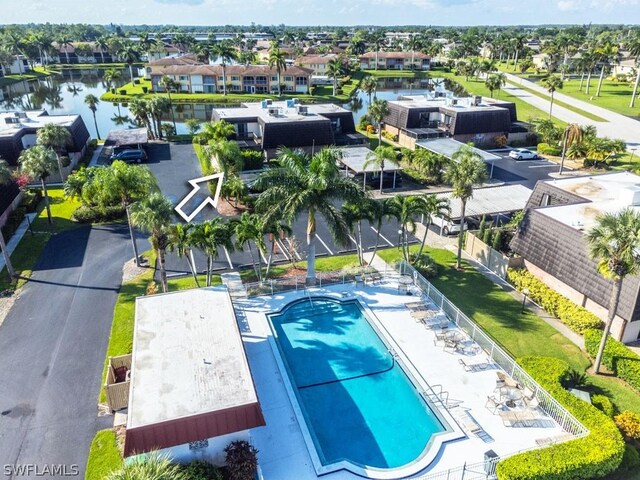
{"left": 231, "top": 76, "right": 240, "bottom": 81}
{"left": 285, "top": 76, "right": 293, "bottom": 82}
{"left": 296, "top": 76, "right": 308, "bottom": 85}
{"left": 179, "top": 75, "right": 187, "bottom": 81}
{"left": 218, "top": 76, "right": 224, "bottom": 82}
{"left": 271, "top": 76, "right": 278, "bottom": 82}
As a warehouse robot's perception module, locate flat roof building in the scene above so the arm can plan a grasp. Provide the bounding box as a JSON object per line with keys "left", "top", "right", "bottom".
{"left": 511, "top": 172, "right": 640, "bottom": 343}
{"left": 124, "top": 287, "right": 265, "bottom": 463}
{"left": 212, "top": 100, "right": 367, "bottom": 159}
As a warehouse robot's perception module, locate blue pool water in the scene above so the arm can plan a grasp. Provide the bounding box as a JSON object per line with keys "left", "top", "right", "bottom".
{"left": 269, "top": 298, "right": 444, "bottom": 470}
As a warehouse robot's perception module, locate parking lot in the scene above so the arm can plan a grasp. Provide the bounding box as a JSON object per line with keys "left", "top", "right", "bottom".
{"left": 488, "top": 151, "right": 560, "bottom": 188}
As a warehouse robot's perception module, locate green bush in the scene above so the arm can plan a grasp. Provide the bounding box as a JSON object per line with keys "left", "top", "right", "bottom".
{"left": 492, "top": 229, "right": 504, "bottom": 252}
{"left": 591, "top": 394, "right": 615, "bottom": 417}
{"left": 181, "top": 461, "right": 223, "bottom": 480}
{"left": 21, "top": 188, "right": 43, "bottom": 212}
{"left": 618, "top": 444, "right": 640, "bottom": 472}
{"left": 537, "top": 142, "right": 562, "bottom": 156}
{"left": 584, "top": 329, "right": 640, "bottom": 392}
{"left": 496, "top": 356, "right": 624, "bottom": 480}
{"left": 482, "top": 227, "right": 493, "bottom": 245}
{"left": 409, "top": 253, "right": 438, "bottom": 278}
{"left": 507, "top": 269, "right": 602, "bottom": 334}
{"left": 614, "top": 411, "right": 640, "bottom": 440}
{"left": 240, "top": 150, "right": 264, "bottom": 171}
{"left": 72, "top": 205, "right": 125, "bottom": 223}
{"left": 224, "top": 440, "right": 258, "bottom": 480}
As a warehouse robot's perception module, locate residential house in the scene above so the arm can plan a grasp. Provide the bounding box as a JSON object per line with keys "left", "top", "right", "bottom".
{"left": 0, "top": 55, "right": 30, "bottom": 76}
{"left": 296, "top": 54, "right": 340, "bottom": 75}
{"left": 510, "top": 172, "right": 640, "bottom": 343}
{"left": 612, "top": 58, "right": 637, "bottom": 78}
{"left": 147, "top": 56, "right": 313, "bottom": 94}
{"left": 124, "top": 287, "right": 265, "bottom": 463}
{"left": 256, "top": 46, "right": 297, "bottom": 63}
{"left": 212, "top": 100, "right": 367, "bottom": 159}
{"left": 53, "top": 42, "right": 116, "bottom": 64}
{"left": 382, "top": 94, "right": 522, "bottom": 149}
{"left": 359, "top": 51, "right": 430, "bottom": 70}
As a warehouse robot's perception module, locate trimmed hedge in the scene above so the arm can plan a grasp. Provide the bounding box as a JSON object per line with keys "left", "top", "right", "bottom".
{"left": 496, "top": 356, "right": 624, "bottom": 480}
{"left": 537, "top": 142, "right": 562, "bottom": 156}
{"left": 584, "top": 329, "right": 640, "bottom": 392}
{"left": 72, "top": 205, "right": 126, "bottom": 223}
{"left": 591, "top": 394, "right": 615, "bottom": 417}
{"left": 507, "top": 269, "right": 602, "bottom": 334}
{"left": 240, "top": 150, "right": 264, "bottom": 171}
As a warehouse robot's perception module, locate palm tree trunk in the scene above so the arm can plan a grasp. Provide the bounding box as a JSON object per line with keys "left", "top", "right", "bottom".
{"left": 630, "top": 66, "right": 640, "bottom": 108}
{"left": 593, "top": 278, "right": 623, "bottom": 374}
{"left": 357, "top": 221, "right": 364, "bottom": 266}
{"left": 92, "top": 111, "right": 101, "bottom": 140}
{"left": 417, "top": 219, "right": 431, "bottom": 258}
{"left": 0, "top": 230, "right": 15, "bottom": 278}
{"left": 168, "top": 91, "right": 177, "bottom": 131}
{"left": 579, "top": 72, "right": 585, "bottom": 91}
{"left": 586, "top": 70, "right": 593, "bottom": 94}
{"left": 306, "top": 210, "right": 316, "bottom": 285}
{"left": 278, "top": 70, "right": 282, "bottom": 96}
{"left": 333, "top": 77, "right": 337, "bottom": 96}
{"left": 266, "top": 239, "right": 275, "bottom": 278}
{"left": 549, "top": 92, "right": 554, "bottom": 119}
{"left": 100, "top": 51, "right": 105, "bottom": 64}
{"left": 513, "top": 49, "right": 519, "bottom": 70}
{"left": 158, "top": 247, "right": 168, "bottom": 293}
{"left": 371, "top": 220, "right": 382, "bottom": 262}
{"left": 129, "top": 63, "right": 134, "bottom": 82}
{"left": 596, "top": 66, "right": 605, "bottom": 97}
{"left": 379, "top": 160, "right": 385, "bottom": 194}
{"left": 41, "top": 177, "right": 52, "bottom": 224}
{"left": 247, "top": 243, "right": 260, "bottom": 282}
{"left": 377, "top": 126, "right": 383, "bottom": 149}
{"left": 185, "top": 250, "right": 200, "bottom": 288}
{"left": 125, "top": 205, "right": 140, "bottom": 265}
{"left": 222, "top": 64, "right": 227, "bottom": 96}
{"left": 456, "top": 199, "right": 466, "bottom": 269}
{"left": 206, "top": 256, "right": 212, "bottom": 287}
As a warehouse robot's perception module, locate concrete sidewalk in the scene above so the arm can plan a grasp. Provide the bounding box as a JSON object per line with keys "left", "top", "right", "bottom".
{"left": 503, "top": 73, "right": 640, "bottom": 150}
{"left": 0, "top": 213, "right": 37, "bottom": 274}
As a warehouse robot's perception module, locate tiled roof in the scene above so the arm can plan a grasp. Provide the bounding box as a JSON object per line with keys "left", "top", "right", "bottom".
{"left": 147, "top": 54, "right": 201, "bottom": 66}
{"left": 360, "top": 51, "right": 430, "bottom": 60}
{"left": 149, "top": 64, "right": 313, "bottom": 77}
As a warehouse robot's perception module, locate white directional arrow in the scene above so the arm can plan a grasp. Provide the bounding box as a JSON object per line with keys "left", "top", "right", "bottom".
{"left": 174, "top": 173, "right": 225, "bottom": 222}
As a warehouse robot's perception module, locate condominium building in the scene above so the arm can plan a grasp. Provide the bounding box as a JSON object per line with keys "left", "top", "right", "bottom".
{"left": 359, "top": 51, "right": 430, "bottom": 70}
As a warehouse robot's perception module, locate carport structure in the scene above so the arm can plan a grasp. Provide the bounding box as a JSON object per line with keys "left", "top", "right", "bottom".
{"left": 436, "top": 184, "right": 532, "bottom": 223}
{"left": 338, "top": 146, "right": 403, "bottom": 191}
{"left": 416, "top": 138, "right": 502, "bottom": 178}
{"left": 104, "top": 127, "right": 149, "bottom": 153}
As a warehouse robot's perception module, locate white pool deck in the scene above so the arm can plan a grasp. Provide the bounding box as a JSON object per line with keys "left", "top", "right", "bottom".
{"left": 234, "top": 278, "right": 571, "bottom": 479}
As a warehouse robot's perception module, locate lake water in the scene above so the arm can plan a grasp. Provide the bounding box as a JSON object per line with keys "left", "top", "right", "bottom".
{"left": 0, "top": 70, "right": 466, "bottom": 139}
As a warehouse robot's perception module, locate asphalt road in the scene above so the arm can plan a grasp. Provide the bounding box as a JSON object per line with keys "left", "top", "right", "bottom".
{"left": 0, "top": 225, "right": 132, "bottom": 479}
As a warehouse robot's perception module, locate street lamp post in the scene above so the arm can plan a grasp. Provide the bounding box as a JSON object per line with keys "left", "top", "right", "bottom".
{"left": 521, "top": 287, "right": 530, "bottom": 314}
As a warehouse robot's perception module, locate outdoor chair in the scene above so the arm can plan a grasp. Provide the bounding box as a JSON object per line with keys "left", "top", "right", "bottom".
{"left": 459, "top": 357, "right": 489, "bottom": 372}
{"left": 524, "top": 396, "right": 540, "bottom": 409}
{"left": 535, "top": 433, "right": 574, "bottom": 446}
{"left": 499, "top": 409, "right": 543, "bottom": 427}
{"left": 485, "top": 395, "right": 503, "bottom": 414}
{"left": 443, "top": 339, "right": 458, "bottom": 353}
{"left": 496, "top": 372, "right": 520, "bottom": 389}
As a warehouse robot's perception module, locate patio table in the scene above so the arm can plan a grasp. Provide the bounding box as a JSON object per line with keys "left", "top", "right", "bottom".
{"left": 498, "top": 387, "right": 524, "bottom": 408}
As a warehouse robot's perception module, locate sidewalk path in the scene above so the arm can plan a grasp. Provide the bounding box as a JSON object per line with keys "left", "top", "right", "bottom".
{"left": 503, "top": 73, "right": 640, "bottom": 151}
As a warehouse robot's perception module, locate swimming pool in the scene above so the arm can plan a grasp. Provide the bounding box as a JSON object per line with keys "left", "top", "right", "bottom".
{"left": 268, "top": 297, "right": 450, "bottom": 476}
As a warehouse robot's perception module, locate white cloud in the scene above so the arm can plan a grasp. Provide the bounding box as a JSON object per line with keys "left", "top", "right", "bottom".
{"left": 557, "top": 0, "right": 579, "bottom": 11}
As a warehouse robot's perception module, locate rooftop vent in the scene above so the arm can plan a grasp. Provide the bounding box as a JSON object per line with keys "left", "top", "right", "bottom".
{"left": 4, "top": 117, "right": 21, "bottom": 125}
{"left": 297, "top": 105, "right": 308, "bottom": 115}
{"left": 267, "top": 107, "right": 278, "bottom": 116}
{"left": 619, "top": 186, "right": 640, "bottom": 206}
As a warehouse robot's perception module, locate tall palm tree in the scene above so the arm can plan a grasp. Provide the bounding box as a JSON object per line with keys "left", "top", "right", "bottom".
{"left": 405, "top": 35, "right": 421, "bottom": 70}
{"left": 103, "top": 68, "right": 122, "bottom": 89}
{"left": 19, "top": 146, "right": 57, "bottom": 224}
{"left": 268, "top": 47, "right": 287, "bottom": 96}
{"left": 118, "top": 43, "right": 141, "bottom": 81}
{"left": 263, "top": 220, "right": 292, "bottom": 277}
{"left": 626, "top": 32, "right": 640, "bottom": 108}
{"left": 364, "top": 145, "right": 399, "bottom": 194}
{"left": 558, "top": 123, "right": 583, "bottom": 175}
{"left": 360, "top": 75, "right": 377, "bottom": 105}
{"left": 190, "top": 218, "right": 234, "bottom": 287}
{"left": 543, "top": 74, "right": 563, "bottom": 119}
{"left": 130, "top": 193, "right": 174, "bottom": 293}
{"left": 1, "top": 31, "right": 25, "bottom": 74}
{"left": 586, "top": 209, "right": 640, "bottom": 374}
{"left": 100, "top": 160, "right": 157, "bottom": 265}
{"left": 211, "top": 41, "right": 237, "bottom": 96}
{"left": 128, "top": 98, "right": 155, "bottom": 139}
{"left": 342, "top": 198, "right": 375, "bottom": 266}
{"left": 84, "top": 94, "right": 101, "bottom": 140}
{"left": 168, "top": 223, "right": 199, "bottom": 287}
{"left": 159, "top": 75, "right": 178, "bottom": 132}
{"left": 147, "top": 96, "right": 170, "bottom": 140}
{"left": 0, "top": 159, "right": 15, "bottom": 278}
{"left": 36, "top": 123, "right": 72, "bottom": 182}
{"left": 511, "top": 33, "right": 527, "bottom": 70}
{"left": 369, "top": 198, "right": 394, "bottom": 262}
{"left": 594, "top": 42, "right": 619, "bottom": 97}
{"left": 386, "top": 195, "right": 422, "bottom": 261}
{"left": 95, "top": 36, "right": 110, "bottom": 64}
{"left": 57, "top": 35, "right": 73, "bottom": 64}
{"left": 416, "top": 195, "right": 450, "bottom": 258}
{"left": 444, "top": 145, "right": 488, "bottom": 269}
{"left": 368, "top": 99, "right": 390, "bottom": 148}
{"left": 254, "top": 147, "right": 362, "bottom": 284}
{"left": 235, "top": 212, "right": 267, "bottom": 282}
{"left": 326, "top": 58, "right": 343, "bottom": 96}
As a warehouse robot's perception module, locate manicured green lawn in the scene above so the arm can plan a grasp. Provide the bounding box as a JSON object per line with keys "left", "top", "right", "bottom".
{"left": 85, "top": 429, "right": 121, "bottom": 480}
{"left": 32, "top": 187, "right": 83, "bottom": 233}
{"left": 377, "top": 246, "right": 640, "bottom": 414}
{"left": 506, "top": 80, "right": 608, "bottom": 122}
{"left": 0, "top": 69, "right": 52, "bottom": 88}
{"left": 432, "top": 68, "right": 567, "bottom": 127}
{"left": 167, "top": 274, "right": 221, "bottom": 290}
{"left": 239, "top": 253, "right": 362, "bottom": 283}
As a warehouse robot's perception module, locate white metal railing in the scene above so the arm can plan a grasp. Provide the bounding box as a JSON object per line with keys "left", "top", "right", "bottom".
{"left": 397, "top": 260, "right": 589, "bottom": 439}
{"left": 415, "top": 457, "right": 500, "bottom": 480}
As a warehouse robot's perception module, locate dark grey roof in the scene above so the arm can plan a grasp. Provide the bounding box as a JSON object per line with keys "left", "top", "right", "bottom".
{"left": 105, "top": 128, "right": 148, "bottom": 147}
{"left": 442, "top": 108, "right": 511, "bottom": 136}
{"left": 260, "top": 118, "right": 334, "bottom": 149}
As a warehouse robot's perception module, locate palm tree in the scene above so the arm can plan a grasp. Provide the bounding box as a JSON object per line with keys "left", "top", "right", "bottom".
{"left": 543, "top": 74, "right": 563, "bottom": 119}
{"left": 95, "top": 36, "right": 110, "bottom": 64}
{"left": 235, "top": 212, "right": 267, "bottom": 282}
{"left": 0, "top": 159, "right": 15, "bottom": 278}
{"left": 254, "top": 147, "right": 362, "bottom": 284}
{"left": 386, "top": 195, "right": 422, "bottom": 261}
{"left": 19, "top": 146, "right": 57, "bottom": 224}
{"left": 594, "top": 42, "right": 619, "bottom": 97}
{"left": 106, "top": 452, "right": 186, "bottom": 480}
{"left": 268, "top": 47, "right": 287, "bottom": 96}
{"left": 368, "top": 99, "right": 390, "bottom": 148}
{"left": 118, "top": 43, "right": 141, "bottom": 81}
{"left": 263, "top": 220, "right": 292, "bottom": 277}
{"left": 326, "top": 58, "right": 343, "bottom": 96}
{"left": 36, "top": 123, "right": 72, "bottom": 182}
{"left": 444, "top": 145, "right": 488, "bottom": 269}
{"left": 416, "top": 195, "right": 450, "bottom": 258}
{"left": 190, "top": 218, "right": 234, "bottom": 287}
{"left": 364, "top": 145, "right": 399, "bottom": 194}
{"left": 84, "top": 94, "right": 101, "bottom": 140}
{"left": 511, "top": 33, "right": 527, "bottom": 70}
{"left": 369, "top": 198, "right": 394, "bottom": 262}
{"left": 360, "top": 75, "right": 377, "bottom": 105}
{"left": 100, "top": 160, "right": 157, "bottom": 265}
{"left": 586, "top": 209, "right": 640, "bottom": 374}
{"left": 558, "top": 123, "right": 583, "bottom": 175}
{"left": 405, "top": 35, "right": 421, "bottom": 70}
{"left": 168, "top": 223, "right": 199, "bottom": 287}
{"left": 147, "top": 96, "right": 170, "bottom": 140}
{"left": 159, "top": 75, "right": 178, "bottom": 132}
{"left": 130, "top": 193, "right": 173, "bottom": 293}
{"left": 626, "top": 32, "right": 640, "bottom": 108}
{"left": 342, "top": 198, "right": 375, "bottom": 266}
{"left": 485, "top": 73, "right": 506, "bottom": 98}
{"left": 211, "top": 41, "right": 237, "bottom": 96}
{"left": 1, "top": 31, "right": 25, "bottom": 74}
{"left": 103, "top": 68, "right": 122, "bottom": 89}
{"left": 57, "top": 35, "right": 73, "bottom": 64}
{"left": 128, "top": 98, "right": 154, "bottom": 139}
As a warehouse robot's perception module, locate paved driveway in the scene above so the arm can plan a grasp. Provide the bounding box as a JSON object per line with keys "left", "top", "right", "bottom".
{"left": 0, "top": 225, "right": 132, "bottom": 479}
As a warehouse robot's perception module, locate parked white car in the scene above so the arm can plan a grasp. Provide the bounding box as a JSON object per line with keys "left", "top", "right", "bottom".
{"left": 434, "top": 215, "right": 468, "bottom": 236}
{"left": 509, "top": 148, "right": 540, "bottom": 160}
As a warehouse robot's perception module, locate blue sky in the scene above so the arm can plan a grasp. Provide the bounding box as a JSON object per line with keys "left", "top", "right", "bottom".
{"left": 0, "top": 0, "right": 638, "bottom": 25}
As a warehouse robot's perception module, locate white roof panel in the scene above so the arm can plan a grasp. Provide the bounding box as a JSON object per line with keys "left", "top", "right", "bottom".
{"left": 416, "top": 138, "right": 501, "bottom": 161}
{"left": 437, "top": 184, "right": 532, "bottom": 218}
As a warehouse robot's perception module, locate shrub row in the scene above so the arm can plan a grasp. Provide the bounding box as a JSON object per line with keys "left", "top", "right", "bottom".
{"left": 591, "top": 394, "right": 615, "bottom": 417}
{"left": 507, "top": 269, "right": 602, "bottom": 333}
{"left": 584, "top": 329, "right": 640, "bottom": 392}
{"left": 496, "top": 356, "right": 624, "bottom": 480}
{"left": 72, "top": 205, "right": 125, "bottom": 223}
{"left": 537, "top": 142, "right": 561, "bottom": 156}
{"left": 240, "top": 150, "right": 264, "bottom": 171}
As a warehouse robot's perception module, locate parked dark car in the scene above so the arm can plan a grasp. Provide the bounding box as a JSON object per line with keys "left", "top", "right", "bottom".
{"left": 110, "top": 148, "right": 148, "bottom": 164}
{"left": 357, "top": 172, "right": 403, "bottom": 189}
